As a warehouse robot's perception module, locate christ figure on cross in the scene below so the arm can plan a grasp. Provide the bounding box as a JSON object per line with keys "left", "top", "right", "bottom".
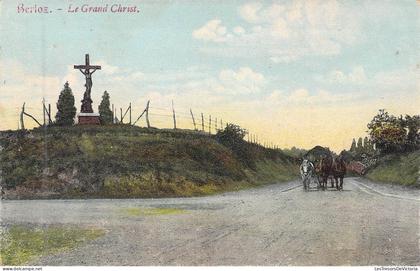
{"left": 74, "top": 54, "right": 101, "bottom": 113}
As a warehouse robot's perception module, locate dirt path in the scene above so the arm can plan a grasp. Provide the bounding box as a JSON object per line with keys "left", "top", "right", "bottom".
{"left": 1, "top": 177, "right": 419, "bottom": 265}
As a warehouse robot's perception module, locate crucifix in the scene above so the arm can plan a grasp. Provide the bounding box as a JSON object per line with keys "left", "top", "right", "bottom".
{"left": 74, "top": 54, "right": 101, "bottom": 113}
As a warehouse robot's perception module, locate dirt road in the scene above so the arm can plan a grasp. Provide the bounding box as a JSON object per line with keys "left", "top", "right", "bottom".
{"left": 1, "top": 177, "right": 419, "bottom": 265}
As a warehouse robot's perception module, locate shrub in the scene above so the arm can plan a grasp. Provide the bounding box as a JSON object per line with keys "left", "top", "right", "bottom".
{"left": 55, "top": 82, "right": 77, "bottom": 126}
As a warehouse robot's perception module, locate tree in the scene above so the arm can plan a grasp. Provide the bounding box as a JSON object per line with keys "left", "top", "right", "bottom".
{"left": 401, "top": 114, "right": 420, "bottom": 150}
{"left": 55, "top": 81, "right": 76, "bottom": 126}
{"left": 98, "top": 91, "right": 113, "bottom": 124}
{"left": 356, "top": 137, "right": 363, "bottom": 152}
{"left": 350, "top": 138, "right": 356, "bottom": 152}
{"left": 363, "top": 137, "right": 369, "bottom": 151}
{"left": 367, "top": 109, "right": 406, "bottom": 153}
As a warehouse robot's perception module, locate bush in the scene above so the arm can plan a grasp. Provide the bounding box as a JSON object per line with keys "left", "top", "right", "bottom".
{"left": 215, "top": 124, "right": 255, "bottom": 168}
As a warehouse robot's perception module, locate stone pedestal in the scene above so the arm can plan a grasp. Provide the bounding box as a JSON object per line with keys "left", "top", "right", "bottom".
{"left": 78, "top": 112, "right": 100, "bottom": 125}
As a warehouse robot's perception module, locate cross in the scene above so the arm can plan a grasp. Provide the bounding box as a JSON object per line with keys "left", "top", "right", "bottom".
{"left": 74, "top": 54, "right": 101, "bottom": 73}
{"left": 74, "top": 54, "right": 101, "bottom": 113}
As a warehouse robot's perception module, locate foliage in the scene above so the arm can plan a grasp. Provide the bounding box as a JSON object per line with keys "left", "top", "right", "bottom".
{"left": 367, "top": 109, "right": 419, "bottom": 154}
{"left": 98, "top": 91, "right": 113, "bottom": 124}
{"left": 400, "top": 114, "right": 420, "bottom": 151}
{"left": 350, "top": 139, "right": 356, "bottom": 152}
{"left": 282, "top": 147, "right": 307, "bottom": 158}
{"left": 55, "top": 82, "right": 77, "bottom": 126}
{"left": 215, "top": 123, "right": 247, "bottom": 145}
{"left": 0, "top": 125, "right": 299, "bottom": 198}
{"left": 356, "top": 137, "right": 363, "bottom": 152}
{"left": 0, "top": 225, "right": 104, "bottom": 265}
{"left": 349, "top": 136, "right": 375, "bottom": 159}
{"left": 215, "top": 123, "right": 255, "bottom": 168}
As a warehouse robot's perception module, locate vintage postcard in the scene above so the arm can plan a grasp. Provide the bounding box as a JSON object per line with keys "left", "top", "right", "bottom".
{"left": 0, "top": 0, "right": 419, "bottom": 270}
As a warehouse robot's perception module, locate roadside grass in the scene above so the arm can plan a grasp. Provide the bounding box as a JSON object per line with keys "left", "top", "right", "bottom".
{"left": 120, "top": 207, "right": 186, "bottom": 216}
{"left": 366, "top": 150, "right": 420, "bottom": 186}
{"left": 1, "top": 125, "right": 299, "bottom": 199}
{"left": 248, "top": 160, "right": 299, "bottom": 185}
{"left": 0, "top": 225, "right": 104, "bottom": 265}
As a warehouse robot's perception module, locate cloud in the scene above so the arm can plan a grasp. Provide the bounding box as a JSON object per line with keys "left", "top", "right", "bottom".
{"left": 285, "top": 88, "right": 359, "bottom": 105}
{"left": 218, "top": 67, "right": 265, "bottom": 94}
{"left": 193, "top": 0, "right": 362, "bottom": 62}
{"left": 320, "top": 66, "right": 367, "bottom": 84}
{"left": 96, "top": 60, "right": 120, "bottom": 75}
{"left": 239, "top": 2, "right": 263, "bottom": 23}
{"left": 192, "top": 19, "right": 231, "bottom": 42}
{"left": 233, "top": 26, "right": 245, "bottom": 35}
{"left": 288, "top": 88, "right": 309, "bottom": 102}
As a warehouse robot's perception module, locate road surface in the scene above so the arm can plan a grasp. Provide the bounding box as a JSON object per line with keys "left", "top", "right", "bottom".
{"left": 1, "top": 177, "right": 419, "bottom": 265}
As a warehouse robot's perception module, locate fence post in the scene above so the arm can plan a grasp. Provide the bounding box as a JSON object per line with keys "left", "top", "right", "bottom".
{"left": 190, "top": 109, "right": 197, "bottom": 130}
{"left": 42, "top": 98, "right": 46, "bottom": 127}
{"left": 129, "top": 103, "right": 132, "bottom": 125}
{"left": 172, "top": 100, "right": 176, "bottom": 129}
{"left": 20, "top": 103, "right": 25, "bottom": 130}
{"left": 48, "top": 104, "right": 52, "bottom": 124}
{"left": 209, "top": 115, "right": 211, "bottom": 134}
{"left": 112, "top": 104, "right": 114, "bottom": 124}
{"left": 146, "top": 100, "right": 150, "bottom": 128}
{"left": 201, "top": 113, "right": 204, "bottom": 132}
{"left": 120, "top": 108, "right": 123, "bottom": 124}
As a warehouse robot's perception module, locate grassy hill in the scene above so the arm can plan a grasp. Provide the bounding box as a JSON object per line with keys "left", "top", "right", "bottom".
{"left": 366, "top": 150, "right": 420, "bottom": 187}
{"left": 0, "top": 125, "right": 299, "bottom": 199}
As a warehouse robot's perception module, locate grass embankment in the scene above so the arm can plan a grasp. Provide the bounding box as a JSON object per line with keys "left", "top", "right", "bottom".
{"left": 0, "top": 125, "right": 298, "bottom": 199}
{"left": 366, "top": 150, "right": 420, "bottom": 186}
{"left": 0, "top": 225, "right": 104, "bottom": 265}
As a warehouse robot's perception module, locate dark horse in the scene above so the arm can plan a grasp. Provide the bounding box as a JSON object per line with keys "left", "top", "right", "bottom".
{"left": 332, "top": 156, "right": 346, "bottom": 190}
{"left": 317, "top": 155, "right": 333, "bottom": 190}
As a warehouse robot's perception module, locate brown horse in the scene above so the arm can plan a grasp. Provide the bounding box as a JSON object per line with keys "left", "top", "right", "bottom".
{"left": 332, "top": 156, "right": 346, "bottom": 190}
{"left": 317, "top": 156, "right": 333, "bottom": 190}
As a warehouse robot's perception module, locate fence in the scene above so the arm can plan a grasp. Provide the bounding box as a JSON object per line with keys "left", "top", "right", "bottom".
{"left": 10, "top": 99, "right": 281, "bottom": 150}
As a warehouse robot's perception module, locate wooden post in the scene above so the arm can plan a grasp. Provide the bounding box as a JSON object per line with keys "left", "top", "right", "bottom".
{"left": 129, "top": 103, "right": 132, "bottom": 125}
{"left": 42, "top": 100, "right": 52, "bottom": 125}
{"left": 215, "top": 117, "right": 218, "bottom": 131}
{"left": 145, "top": 100, "right": 150, "bottom": 128}
{"left": 112, "top": 104, "right": 114, "bottom": 124}
{"left": 120, "top": 108, "right": 123, "bottom": 124}
{"left": 42, "top": 99, "right": 46, "bottom": 127}
{"left": 20, "top": 103, "right": 25, "bottom": 130}
{"left": 172, "top": 100, "right": 176, "bottom": 129}
{"left": 201, "top": 113, "right": 204, "bottom": 131}
{"left": 209, "top": 115, "right": 211, "bottom": 134}
{"left": 190, "top": 109, "right": 197, "bottom": 130}
{"left": 48, "top": 104, "right": 51, "bottom": 124}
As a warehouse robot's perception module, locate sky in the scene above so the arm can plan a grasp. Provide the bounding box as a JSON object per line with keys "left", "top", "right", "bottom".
{"left": 0, "top": 0, "right": 419, "bottom": 152}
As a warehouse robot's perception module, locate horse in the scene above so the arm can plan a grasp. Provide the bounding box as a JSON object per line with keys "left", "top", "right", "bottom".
{"left": 332, "top": 156, "right": 346, "bottom": 190}
{"left": 300, "top": 159, "right": 314, "bottom": 191}
{"left": 317, "top": 155, "right": 333, "bottom": 190}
